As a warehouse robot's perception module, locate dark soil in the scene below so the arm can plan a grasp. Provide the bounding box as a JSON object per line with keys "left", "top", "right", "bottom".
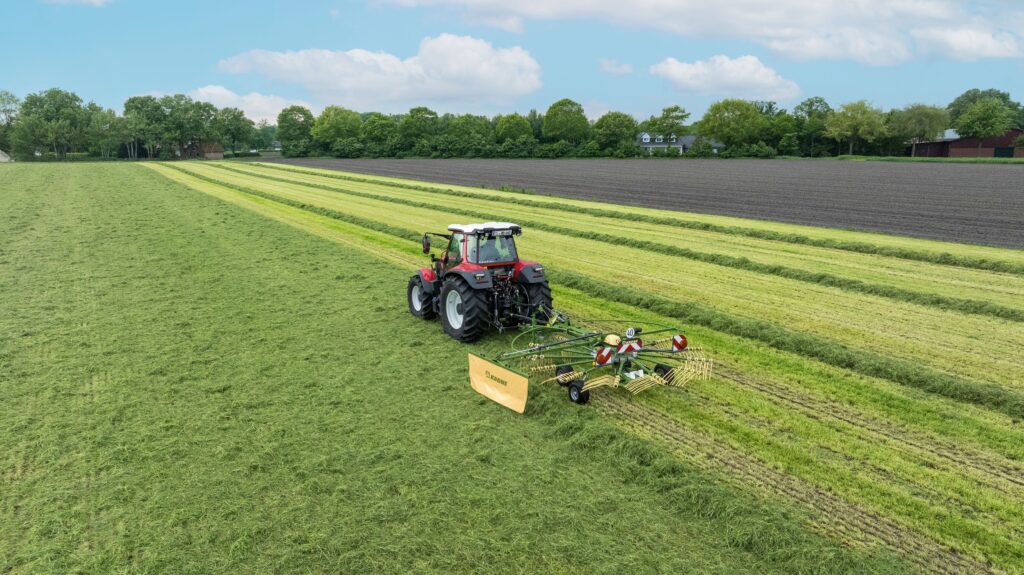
{"left": 268, "top": 158, "right": 1024, "bottom": 248}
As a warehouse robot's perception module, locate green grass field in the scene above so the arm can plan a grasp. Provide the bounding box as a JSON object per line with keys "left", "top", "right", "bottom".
{"left": 3, "top": 162, "right": 1023, "bottom": 574}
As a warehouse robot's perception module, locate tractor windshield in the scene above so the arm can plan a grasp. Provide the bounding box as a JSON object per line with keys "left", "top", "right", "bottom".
{"left": 469, "top": 232, "right": 518, "bottom": 264}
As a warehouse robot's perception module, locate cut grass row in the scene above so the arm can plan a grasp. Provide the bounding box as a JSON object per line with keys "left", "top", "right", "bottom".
{"left": 174, "top": 163, "right": 1024, "bottom": 395}
{"left": 253, "top": 161, "right": 1024, "bottom": 275}
{"left": 147, "top": 163, "right": 1024, "bottom": 572}
{"left": 160, "top": 163, "right": 1024, "bottom": 420}
{"left": 213, "top": 163, "right": 1024, "bottom": 322}
{"left": 0, "top": 163, "right": 913, "bottom": 575}
{"left": 234, "top": 163, "right": 1024, "bottom": 311}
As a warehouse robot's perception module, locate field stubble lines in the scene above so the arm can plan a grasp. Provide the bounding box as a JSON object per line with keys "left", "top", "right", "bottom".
{"left": 196, "top": 163, "right": 1024, "bottom": 393}
{"left": 597, "top": 396, "right": 998, "bottom": 575}
{"left": 250, "top": 162, "right": 1024, "bottom": 275}
{"left": 222, "top": 163, "right": 1024, "bottom": 319}
{"left": 160, "top": 163, "right": 1024, "bottom": 418}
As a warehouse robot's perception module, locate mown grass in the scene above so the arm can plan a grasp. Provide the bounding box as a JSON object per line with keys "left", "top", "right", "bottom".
{"left": 146, "top": 162, "right": 1024, "bottom": 572}
{"left": 0, "top": 163, "right": 912, "bottom": 574}
{"left": 211, "top": 163, "right": 1024, "bottom": 322}
{"left": 253, "top": 162, "right": 1024, "bottom": 274}
{"left": 169, "top": 163, "right": 1024, "bottom": 401}
{"left": 835, "top": 155, "right": 1024, "bottom": 164}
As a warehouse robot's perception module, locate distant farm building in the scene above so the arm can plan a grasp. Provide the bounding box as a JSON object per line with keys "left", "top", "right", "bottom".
{"left": 0, "top": 149, "right": 10, "bottom": 163}
{"left": 180, "top": 142, "right": 225, "bottom": 160}
{"left": 912, "top": 128, "right": 1023, "bottom": 158}
{"left": 636, "top": 132, "right": 722, "bottom": 155}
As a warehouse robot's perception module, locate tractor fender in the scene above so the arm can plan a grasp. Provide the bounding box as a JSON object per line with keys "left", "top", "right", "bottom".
{"left": 447, "top": 268, "right": 494, "bottom": 289}
{"left": 513, "top": 260, "right": 546, "bottom": 284}
{"left": 417, "top": 268, "right": 441, "bottom": 295}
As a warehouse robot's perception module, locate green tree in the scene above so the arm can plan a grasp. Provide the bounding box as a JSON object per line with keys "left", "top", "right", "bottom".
{"left": 793, "top": 97, "right": 833, "bottom": 156}
{"left": 593, "top": 111, "right": 638, "bottom": 150}
{"left": 17, "top": 88, "right": 88, "bottom": 158}
{"left": 954, "top": 98, "right": 1015, "bottom": 154}
{"left": 526, "top": 109, "right": 544, "bottom": 139}
{"left": 276, "top": 105, "right": 315, "bottom": 157}
{"left": 948, "top": 89, "right": 1021, "bottom": 127}
{"left": 0, "top": 90, "right": 18, "bottom": 152}
{"left": 359, "top": 113, "right": 399, "bottom": 157}
{"left": 10, "top": 115, "right": 47, "bottom": 160}
{"left": 216, "top": 107, "right": 255, "bottom": 153}
{"left": 86, "top": 107, "right": 121, "bottom": 159}
{"left": 777, "top": 132, "right": 800, "bottom": 156}
{"left": 123, "top": 95, "right": 165, "bottom": 159}
{"left": 887, "top": 104, "right": 949, "bottom": 157}
{"left": 494, "top": 113, "right": 533, "bottom": 143}
{"left": 542, "top": 98, "right": 588, "bottom": 144}
{"left": 825, "top": 100, "right": 887, "bottom": 155}
{"left": 253, "top": 120, "right": 277, "bottom": 150}
{"left": 696, "top": 99, "right": 766, "bottom": 148}
{"left": 640, "top": 105, "right": 690, "bottom": 138}
{"left": 445, "top": 114, "right": 493, "bottom": 141}
{"left": 311, "top": 106, "right": 362, "bottom": 152}
{"left": 399, "top": 107, "right": 439, "bottom": 149}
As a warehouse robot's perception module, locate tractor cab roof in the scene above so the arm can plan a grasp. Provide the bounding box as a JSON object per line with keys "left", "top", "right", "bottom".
{"left": 447, "top": 222, "right": 522, "bottom": 235}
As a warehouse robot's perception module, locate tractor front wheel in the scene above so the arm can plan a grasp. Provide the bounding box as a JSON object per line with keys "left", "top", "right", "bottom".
{"left": 407, "top": 275, "right": 436, "bottom": 319}
{"left": 440, "top": 278, "right": 487, "bottom": 342}
{"left": 568, "top": 382, "right": 591, "bottom": 405}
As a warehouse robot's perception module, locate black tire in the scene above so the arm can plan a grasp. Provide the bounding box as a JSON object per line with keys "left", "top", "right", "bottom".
{"left": 523, "top": 281, "right": 553, "bottom": 322}
{"left": 555, "top": 365, "right": 575, "bottom": 387}
{"left": 407, "top": 275, "right": 436, "bottom": 319}
{"left": 654, "top": 364, "right": 671, "bottom": 377}
{"left": 440, "top": 277, "right": 488, "bottom": 342}
{"left": 568, "top": 382, "right": 591, "bottom": 405}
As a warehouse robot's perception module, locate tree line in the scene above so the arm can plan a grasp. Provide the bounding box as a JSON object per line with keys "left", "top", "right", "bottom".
{"left": 1, "top": 87, "right": 1021, "bottom": 161}
{"left": 0, "top": 88, "right": 276, "bottom": 161}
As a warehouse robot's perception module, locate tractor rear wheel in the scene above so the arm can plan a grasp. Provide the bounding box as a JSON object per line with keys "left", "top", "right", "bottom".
{"left": 440, "top": 277, "right": 487, "bottom": 342}
{"left": 568, "top": 381, "right": 591, "bottom": 405}
{"left": 407, "top": 275, "right": 436, "bottom": 319}
{"left": 523, "top": 281, "right": 553, "bottom": 322}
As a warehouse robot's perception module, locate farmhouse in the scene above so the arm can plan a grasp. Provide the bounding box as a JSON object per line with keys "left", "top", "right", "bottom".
{"left": 912, "top": 128, "right": 1023, "bottom": 158}
{"left": 636, "top": 132, "right": 722, "bottom": 155}
{"left": 179, "top": 142, "right": 225, "bottom": 160}
{"left": 0, "top": 149, "right": 10, "bottom": 163}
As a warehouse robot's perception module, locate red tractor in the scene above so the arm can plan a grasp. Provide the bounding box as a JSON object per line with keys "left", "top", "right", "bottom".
{"left": 407, "top": 223, "right": 552, "bottom": 342}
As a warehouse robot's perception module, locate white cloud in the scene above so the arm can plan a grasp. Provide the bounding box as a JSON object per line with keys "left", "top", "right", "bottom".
{"left": 219, "top": 33, "right": 541, "bottom": 111}
{"left": 650, "top": 55, "right": 801, "bottom": 101}
{"left": 598, "top": 58, "right": 633, "bottom": 76}
{"left": 187, "top": 85, "right": 313, "bottom": 123}
{"left": 385, "top": 0, "right": 1023, "bottom": 65}
{"left": 43, "top": 0, "right": 112, "bottom": 5}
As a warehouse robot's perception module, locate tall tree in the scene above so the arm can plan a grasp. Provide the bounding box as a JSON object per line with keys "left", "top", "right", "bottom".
{"left": 359, "top": 113, "right": 399, "bottom": 157}
{"left": 216, "top": 107, "right": 255, "bottom": 153}
{"left": 526, "top": 109, "right": 544, "bottom": 139}
{"left": 887, "top": 104, "right": 949, "bottom": 157}
{"left": 542, "top": 99, "right": 589, "bottom": 144}
{"left": 640, "top": 105, "right": 690, "bottom": 137}
{"left": 123, "top": 95, "right": 165, "bottom": 159}
{"left": 0, "top": 90, "right": 18, "bottom": 152}
{"left": 954, "top": 98, "right": 1015, "bottom": 153}
{"left": 696, "top": 99, "right": 767, "bottom": 148}
{"left": 793, "top": 97, "right": 833, "bottom": 156}
{"left": 398, "top": 107, "right": 439, "bottom": 148}
{"left": 948, "top": 89, "right": 1021, "bottom": 127}
{"left": 311, "top": 106, "right": 361, "bottom": 152}
{"left": 276, "top": 105, "right": 314, "bottom": 157}
{"left": 17, "top": 88, "right": 87, "bottom": 158}
{"left": 494, "top": 113, "right": 534, "bottom": 143}
{"left": 593, "top": 111, "right": 638, "bottom": 150}
{"left": 825, "top": 101, "right": 887, "bottom": 155}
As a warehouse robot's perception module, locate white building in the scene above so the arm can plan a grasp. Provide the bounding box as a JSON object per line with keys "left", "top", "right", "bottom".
{"left": 0, "top": 149, "right": 10, "bottom": 163}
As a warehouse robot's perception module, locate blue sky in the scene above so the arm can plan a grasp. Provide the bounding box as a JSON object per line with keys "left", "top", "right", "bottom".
{"left": 5, "top": 0, "right": 1023, "bottom": 122}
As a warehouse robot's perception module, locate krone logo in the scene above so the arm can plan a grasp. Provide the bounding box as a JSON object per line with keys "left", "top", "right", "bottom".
{"left": 485, "top": 370, "right": 509, "bottom": 387}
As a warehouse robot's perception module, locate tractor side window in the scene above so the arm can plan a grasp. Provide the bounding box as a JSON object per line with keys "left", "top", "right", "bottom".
{"left": 446, "top": 233, "right": 464, "bottom": 266}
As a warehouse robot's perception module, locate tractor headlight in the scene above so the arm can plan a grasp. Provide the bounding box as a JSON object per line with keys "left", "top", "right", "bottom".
{"left": 474, "top": 272, "right": 487, "bottom": 281}
{"left": 534, "top": 266, "right": 544, "bottom": 273}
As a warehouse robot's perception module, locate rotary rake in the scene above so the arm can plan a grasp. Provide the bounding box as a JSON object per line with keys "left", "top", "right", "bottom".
{"left": 468, "top": 312, "right": 713, "bottom": 412}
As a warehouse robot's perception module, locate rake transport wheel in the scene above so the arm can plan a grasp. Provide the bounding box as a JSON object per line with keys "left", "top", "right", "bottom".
{"left": 440, "top": 277, "right": 487, "bottom": 342}
{"left": 555, "top": 365, "right": 575, "bottom": 387}
{"left": 568, "top": 381, "right": 591, "bottom": 405}
{"left": 407, "top": 275, "right": 436, "bottom": 319}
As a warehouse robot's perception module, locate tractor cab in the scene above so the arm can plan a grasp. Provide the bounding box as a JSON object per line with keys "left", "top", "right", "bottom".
{"left": 444, "top": 222, "right": 521, "bottom": 269}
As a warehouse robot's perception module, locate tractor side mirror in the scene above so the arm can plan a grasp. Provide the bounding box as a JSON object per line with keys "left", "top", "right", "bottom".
{"left": 421, "top": 234, "right": 431, "bottom": 254}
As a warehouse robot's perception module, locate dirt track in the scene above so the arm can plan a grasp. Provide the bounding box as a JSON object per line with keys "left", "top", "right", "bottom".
{"left": 268, "top": 158, "right": 1024, "bottom": 248}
